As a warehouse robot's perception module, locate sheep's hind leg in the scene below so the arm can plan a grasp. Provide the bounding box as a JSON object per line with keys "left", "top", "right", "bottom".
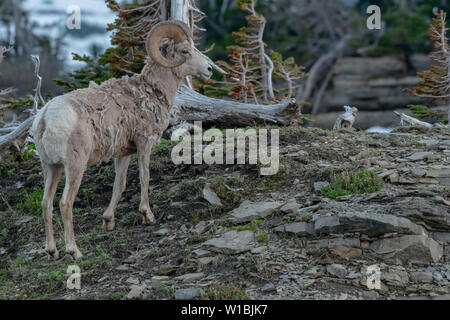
{"left": 102, "top": 155, "right": 131, "bottom": 230}
{"left": 42, "top": 163, "right": 63, "bottom": 260}
{"left": 138, "top": 143, "right": 155, "bottom": 224}
{"left": 60, "top": 161, "right": 86, "bottom": 260}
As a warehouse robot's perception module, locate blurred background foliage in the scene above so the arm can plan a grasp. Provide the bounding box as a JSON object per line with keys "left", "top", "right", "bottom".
{"left": 3, "top": 0, "right": 450, "bottom": 98}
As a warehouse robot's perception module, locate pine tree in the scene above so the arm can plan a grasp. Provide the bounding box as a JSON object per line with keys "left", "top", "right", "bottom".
{"left": 204, "top": 0, "right": 305, "bottom": 104}
{"left": 404, "top": 10, "right": 450, "bottom": 124}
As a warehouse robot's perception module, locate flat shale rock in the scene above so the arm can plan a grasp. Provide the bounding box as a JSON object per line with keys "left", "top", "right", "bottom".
{"left": 203, "top": 183, "right": 222, "bottom": 206}
{"left": 230, "top": 200, "right": 283, "bottom": 223}
{"left": 273, "top": 222, "right": 315, "bottom": 236}
{"left": 174, "top": 288, "right": 203, "bottom": 300}
{"left": 126, "top": 284, "right": 146, "bottom": 300}
{"left": 313, "top": 211, "right": 427, "bottom": 237}
{"left": 369, "top": 235, "right": 443, "bottom": 264}
{"left": 202, "top": 230, "right": 255, "bottom": 254}
{"left": 389, "top": 197, "right": 449, "bottom": 233}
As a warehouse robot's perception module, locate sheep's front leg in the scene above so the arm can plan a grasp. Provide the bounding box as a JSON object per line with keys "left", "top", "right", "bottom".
{"left": 102, "top": 155, "right": 131, "bottom": 230}
{"left": 137, "top": 142, "right": 155, "bottom": 224}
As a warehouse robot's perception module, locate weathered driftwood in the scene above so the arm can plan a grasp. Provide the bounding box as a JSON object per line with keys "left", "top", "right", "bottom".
{"left": 0, "top": 54, "right": 43, "bottom": 159}
{"left": 333, "top": 105, "right": 358, "bottom": 130}
{"left": 171, "top": 84, "right": 303, "bottom": 127}
{"left": 393, "top": 111, "right": 445, "bottom": 128}
{"left": 0, "top": 84, "right": 303, "bottom": 159}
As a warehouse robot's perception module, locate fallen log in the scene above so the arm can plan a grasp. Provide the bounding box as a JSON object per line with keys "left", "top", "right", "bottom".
{"left": 171, "top": 84, "right": 303, "bottom": 127}
{"left": 393, "top": 111, "right": 444, "bottom": 128}
{"left": 0, "top": 84, "right": 303, "bottom": 159}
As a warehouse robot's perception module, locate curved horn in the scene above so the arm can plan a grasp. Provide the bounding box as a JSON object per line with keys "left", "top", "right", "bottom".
{"left": 146, "top": 21, "right": 192, "bottom": 68}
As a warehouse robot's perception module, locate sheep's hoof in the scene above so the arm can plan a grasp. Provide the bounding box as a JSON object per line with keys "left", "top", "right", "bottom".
{"left": 46, "top": 248, "right": 59, "bottom": 260}
{"left": 102, "top": 218, "right": 115, "bottom": 231}
{"left": 142, "top": 212, "right": 155, "bottom": 225}
{"left": 140, "top": 205, "right": 156, "bottom": 225}
{"left": 66, "top": 246, "right": 83, "bottom": 261}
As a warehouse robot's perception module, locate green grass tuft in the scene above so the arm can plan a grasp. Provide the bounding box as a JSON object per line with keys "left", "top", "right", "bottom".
{"left": 321, "top": 170, "right": 383, "bottom": 199}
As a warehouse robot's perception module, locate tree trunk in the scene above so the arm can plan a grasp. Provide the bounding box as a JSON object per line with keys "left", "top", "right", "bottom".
{"left": 298, "top": 35, "right": 349, "bottom": 104}
{"left": 171, "top": 84, "right": 302, "bottom": 127}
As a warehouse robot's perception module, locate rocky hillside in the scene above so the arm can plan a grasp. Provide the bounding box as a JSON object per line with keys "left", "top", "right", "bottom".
{"left": 0, "top": 125, "right": 449, "bottom": 300}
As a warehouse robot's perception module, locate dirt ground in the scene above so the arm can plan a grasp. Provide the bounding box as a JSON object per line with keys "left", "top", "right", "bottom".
{"left": 0, "top": 125, "right": 449, "bottom": 300}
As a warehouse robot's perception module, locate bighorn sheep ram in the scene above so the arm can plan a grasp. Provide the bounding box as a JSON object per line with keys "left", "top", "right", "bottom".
{"left": 31, "top": 21, "right": 213, "bottom": 260}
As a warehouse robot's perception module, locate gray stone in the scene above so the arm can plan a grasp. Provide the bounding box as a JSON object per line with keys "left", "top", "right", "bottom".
{"left": 13, "top": 216, "right": 34, "bottom": 227}
{"left": 251, "top": 246, "right": 267, "bottom": 254}
{"left": 174, "top": 288, "right": 203, "bottom": 300}
{"left": 261, "top": 283, "right": 277, "bottom": 293}
{"left": 427, "top": 167, "right": 450, "bottom": 178}
{"left": 330, "top": 245, "right": 362, "bottom": 259}
{"left": 280, "top": 199, "right": 301, "bottom": 213}
{"left": 126, "top": 284, "right": 146, "bottom": 300}
{"left": 433, "top": 272, "right": 448, "bottom": 286}
{"left": 149, "top": 276, "right": 169, "bottom": 288}
{"left": 410, "top": 272, "right": 433, "bottom": 284}
{"left": 418, "top": 139, "right": 440, "bottom": 147}
{"left": 314, "top": 181, "right": 329, "bottom": 192}
{"left": 202, "top": 230, "right": 255, "bottom": 254}
{"left": 345, "top": 271, "right": 361, "bottom": 280}
{"left": 230, "top": 201, "right": 283, "bottom": 223}
{"left": 369, "top": 235, "right": 443, "bottom": 264}
{"left": 115, "top": 264, "right": 130, "bottom": 271}
{"left": 407, "top": 152, "right": 433, "bottom": 161}
{"left": 198, "top": 257, "right": 215, "bottom": 265}
{"left": 203, "top": 183, "right": 222, "bottom": 206}
{"left": 326, "top": 264, "right": 348, "bottom": 279}
{"left": 192, "top": 249, "right": 211, "bottom": 257}
{"left": 126, "top": 277, "right": 140, "bottom": 285}
{"left": 432, "top": 232, "right": 450, "bottom": 243}
{"left": 389, "top": 197, "right": 449, "bottom": 233}
{"left": 0, "top": 248, "right": 5, "bottom": 256}
{"left": 381, "top": 269, "right": 409, "bottom": 287}
{"left": 174, "top": 272, "right": 204, "bottom": 283}
{"left": 410, "top": 168, "right": 427, "bottom": 177}
{"left": 154, "top": 228, "right": 169, "bottom": 236}
{"left": 274, "top": 222, "right": 315, "bottom": 236}
{"left": 314, "top": 216, "right": 340, "bottom": 231}
{"left": 314, "top": 211, "right": 427, "bottom": 237}
{"left": 192, "top": 221, "right": 212, "bottom": 235}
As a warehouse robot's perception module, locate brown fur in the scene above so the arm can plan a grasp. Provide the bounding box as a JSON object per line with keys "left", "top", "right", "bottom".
{"left": 32, "top": 37, "right": 212, "bottom": 260}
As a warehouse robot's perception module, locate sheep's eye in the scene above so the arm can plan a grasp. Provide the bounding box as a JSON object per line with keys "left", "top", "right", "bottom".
{"left": 181, "top": 49, "right": 189, "bottom": 54}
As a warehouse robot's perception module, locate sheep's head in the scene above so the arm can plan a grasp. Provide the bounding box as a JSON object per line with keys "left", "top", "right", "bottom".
{"left": 146, "top": 21, "right": 213, "bottom": 80}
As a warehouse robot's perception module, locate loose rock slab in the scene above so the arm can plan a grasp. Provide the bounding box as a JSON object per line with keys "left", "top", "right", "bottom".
{"left": 126, "top": 284, "right": 146, "bottom": 300}
{"left": 314, "top": 211, "right": 428, "bottom": 237}
{"left": 369, "top": 235, "right": 443, "bottom": 264}
{"left": 273, "top": 222, "right": 315, "bottom": 236}
{"left": 202, "top": 230, "right": 255, "bottom": 254}
{"left": 203, "top": 183, "right": 222, "bottom": 206}
{"left": 174, "top": 288, "right": 203, "bottom": 300}
{"left": 230, "top": 200, "right": 283, "bottom": 223}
